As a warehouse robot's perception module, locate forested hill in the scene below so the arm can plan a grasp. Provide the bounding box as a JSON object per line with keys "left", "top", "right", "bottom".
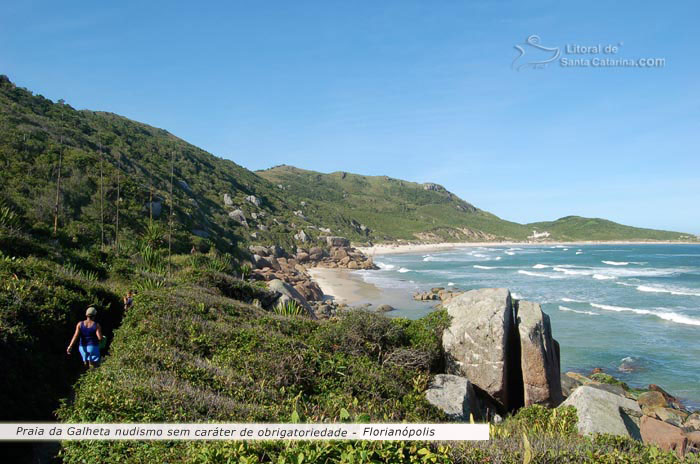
{"left": 0, "top": 75, "right": 693, "bottom": 251}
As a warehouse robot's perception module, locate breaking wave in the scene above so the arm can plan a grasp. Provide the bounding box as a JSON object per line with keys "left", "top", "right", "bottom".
{"left": 559, "top": 305, "right": 598, "bottom": 316}
{"left": 590, "top": 303, "right": 700, "bottom": 326}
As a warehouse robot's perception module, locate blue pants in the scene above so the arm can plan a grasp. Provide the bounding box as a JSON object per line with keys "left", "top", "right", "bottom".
{"left": 79, "top": 344, "right": 100, "bottom": 363}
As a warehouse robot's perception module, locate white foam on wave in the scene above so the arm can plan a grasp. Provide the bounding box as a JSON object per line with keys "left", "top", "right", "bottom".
{"left": 563, "top": 248, "right": 569, "bottom": 251}
{"left": 505, "top": 251, "right": 515, "bottom": 256}
{"left": 553, "top": 265, "right": 681, "bottom": 279}
{"left": 473, "top": 265, "right": 495, "bottom": 270}
{"left": 532, "top": 264, "right": 549, "bottom": 269}
{"left": 602, "top": 260, "right": 629, "bottom": 266}
{"left": 397, "top": 267, "right": 411, "bottom": 273}
{"left": 518, "top": 270, "right": 564, "bottom": 279}
{"left": 512, "top": 292, "right": 523, "bottom": 299}
{"left": 593, "top": 274, "right": 616, "bottom": 280}
{"left": 447, "top": 282, "right": 455, "bottom": 286}
{"left": 375, "top": 262, "right": 396, "bottom": 270}
{"left": 559, "top": 305, "right": 598, "bottom": 316}
{"left": 561, "top": 297, "right": 584, "bottom": 303}
{"left": 590, "top": 303, "right": 700, "bottom": 326}
{"left": 636, "top": 285, "right": 700, "bottom": 297}
{"left": 495, "top": 256, "right": 502, "bottom": 261}
{"left": 576, "top": 251, "right": 583, "bottom": 255}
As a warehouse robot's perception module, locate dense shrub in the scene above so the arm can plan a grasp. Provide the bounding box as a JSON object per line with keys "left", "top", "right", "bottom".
{"left": 0, "top": 255, "right": 121, "bottom": 421}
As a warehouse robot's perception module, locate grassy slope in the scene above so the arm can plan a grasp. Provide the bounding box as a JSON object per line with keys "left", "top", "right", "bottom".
{"left": 527, "top": 216, "right": 692, "bottom": 241}
{"left": 0, "top": 75, "right": 368, "bottom": 254}
{"left": 258, "top": 165, "right": 530, "bottom": 241}
{"left": 259, "top": 165, "right": 693, "bottom": 243}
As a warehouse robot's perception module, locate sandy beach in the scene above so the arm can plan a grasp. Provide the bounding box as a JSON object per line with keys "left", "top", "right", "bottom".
{"left": 357, "top": 240, "right": 699, "bottom": 256}
{"left": 307, "top": 267, "right": 434, "bottom": 316}
{"left": 307, "top": 267, "right": 383, "bottom": 304}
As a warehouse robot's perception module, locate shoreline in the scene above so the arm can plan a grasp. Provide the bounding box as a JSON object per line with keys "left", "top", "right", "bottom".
{"left": 358, "top": 240, "right": 700, "bottom": 256}
{"left": 307, "top": 267, "right": 383, "bottom": 305}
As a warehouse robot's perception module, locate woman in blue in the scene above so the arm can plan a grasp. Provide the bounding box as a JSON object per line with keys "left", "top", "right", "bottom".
{"left": 66, "top": 306, "right": 103, "bottom": 368}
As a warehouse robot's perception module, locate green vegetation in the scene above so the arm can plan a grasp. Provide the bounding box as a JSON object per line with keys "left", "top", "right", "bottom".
{"left": 259, "top": 165, "right": 693, "bottom": 243}
{"left": 527, "top": 216, "right": 691, "bottom": 242}
{"left": 2, "top": 75, "right": 698, "bottom": 463}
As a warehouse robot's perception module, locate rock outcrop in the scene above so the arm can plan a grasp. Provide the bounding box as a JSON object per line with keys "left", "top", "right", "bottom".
{"left": 267, "top": 279, "right": 316, "bottom": 319}
{"left": 640, "top": 415, "right": 688, "bottom": 458}
{"left": 441, "top": 288, "right": 563, "bottom": 412}
{"left": 559, "top": 385, "right": 641, "bottom": 438}
{"left": 228, "top": 209, "right": 248, "bottom": 227}
{"left": 425, "top": 374, "right": 479, "bottom": 421}
{"left": 517, "top": 300, "right": 563, "bottom": 407}
{"left": 442, "top": 288, "right": 520, "bottom": 412}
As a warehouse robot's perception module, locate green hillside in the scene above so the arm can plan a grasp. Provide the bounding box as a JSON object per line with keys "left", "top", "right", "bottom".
{"left": 0, "top": 75, "right": 368, "bottom": 256}
{"left": 258, "top": 165, "right": 693, "bottom": 243}
{"left": 258, "top": 165, "right": 531, "bottom": 242}
{"left": 527, "top": 216, "right": 693, "bottom": 242}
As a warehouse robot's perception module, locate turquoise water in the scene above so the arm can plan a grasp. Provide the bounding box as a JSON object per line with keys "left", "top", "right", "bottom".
{"left": 358, "top": 244, "right": 700, "bottom": 408}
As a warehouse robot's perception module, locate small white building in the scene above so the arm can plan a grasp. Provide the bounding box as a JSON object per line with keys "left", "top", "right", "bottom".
{"left": 528, "top": 230, "right": 551, "bottom": 240}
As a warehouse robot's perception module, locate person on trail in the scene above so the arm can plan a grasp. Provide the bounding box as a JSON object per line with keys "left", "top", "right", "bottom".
{"left": 66, "top": 307, "right": 103, "bottom": 368}
{"left": 190, "top": 245, "right": 197, "bottom": 254}
{"left": 123, "top": 290, "right": 134, "bottom": 311}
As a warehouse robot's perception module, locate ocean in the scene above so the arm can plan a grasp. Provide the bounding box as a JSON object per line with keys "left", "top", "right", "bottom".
{"left": 356, "top": 244, "right": 700, "bottom": 408}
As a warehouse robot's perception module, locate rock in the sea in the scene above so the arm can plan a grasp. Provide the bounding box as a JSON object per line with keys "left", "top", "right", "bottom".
{"left": 442, "top": 288, "right": 519, "bottom": 411}
{"left": 326, "top": 236, "right": 350, "bottom": 247}
{"left": 640, "top": 415, "right": 688, "bottom": 458}
{"left": 559, "top": 385, "right": 641, "bottom": 439}
{"left": 517, "top": 300, "right": 563, "bottom": 407}
{"left": 228, "top": 209, "right": 248, "bottom": 227}
{"left": 425, "top": 374, "right": 479, "bottom": 421}
{"left": 223, "top": 193, "right": 233, "bottom": 206}
{"left": 267, "top": 279, "right": 316, "bottom": 319}
{"left": 245, "top": 195, "right": 262, "bottom": 207}
{"left": 376, "top": 304, "right": 395, "bottom": 312}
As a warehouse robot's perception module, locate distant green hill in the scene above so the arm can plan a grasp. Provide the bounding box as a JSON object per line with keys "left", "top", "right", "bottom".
{"left": 258, "top": 165, "right": 693, "bottom": 243}
{"left": 526, "top": 216, "right": 692, "bottom": 242}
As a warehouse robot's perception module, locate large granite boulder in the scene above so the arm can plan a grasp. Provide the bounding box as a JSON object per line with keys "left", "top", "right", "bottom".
{"left": 559, "top": 385, "right": 641, "bottom": 438}
{"left": 294, "top": 230, "right": 308, "bottom": 243}
{"left": 517, "top": 301, "right": 563, "bottom": 407}
{"left": 223, "top": 193, "right": 233, "bottom": 206}
{"left": 425, "top": 375, "right": 479, "bottom": 421}
{"left": 267, "top": 279, "right": 316, "bottom": 319}
{"left": 326, "top": 236, "right": 350, "bottom": 247}
{"left": 640, "top": 415, "right": 688, "bottom": 458}
{"left": 442, "top": 288, "right": 519, "bottom": 411}
{"left": 228, "top": 209, "right": 248, "bottom": 227}
{"left": 245, "top": 195, "right": 262, "bottom": 207}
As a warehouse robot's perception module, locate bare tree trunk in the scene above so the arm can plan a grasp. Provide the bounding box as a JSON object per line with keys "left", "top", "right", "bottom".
{"left": 53, "top": 138, "right": 63, "bottom": 237}
{"left": 149, "top": 175, "right": 153, "bottom": 226}
{"left": 115, "top": 151, "right": 121, "bottom": 252}
{"left": 99, "top": 146, "right": 105, "bottom": 247}
{"left": 168, "top": 151, "right": 175, "bottom": 277}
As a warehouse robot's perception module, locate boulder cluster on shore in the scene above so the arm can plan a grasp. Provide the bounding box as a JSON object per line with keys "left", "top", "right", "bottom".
{"left": 431, "top": 288, "right": 700, "bottom": 458}
{"left": 248, "top": 236, "right": 377, "bottom": 317}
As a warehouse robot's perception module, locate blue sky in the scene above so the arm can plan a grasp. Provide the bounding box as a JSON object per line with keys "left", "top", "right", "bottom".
{"left": 2, "top": 1, "right": 699, "bottom": 233}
